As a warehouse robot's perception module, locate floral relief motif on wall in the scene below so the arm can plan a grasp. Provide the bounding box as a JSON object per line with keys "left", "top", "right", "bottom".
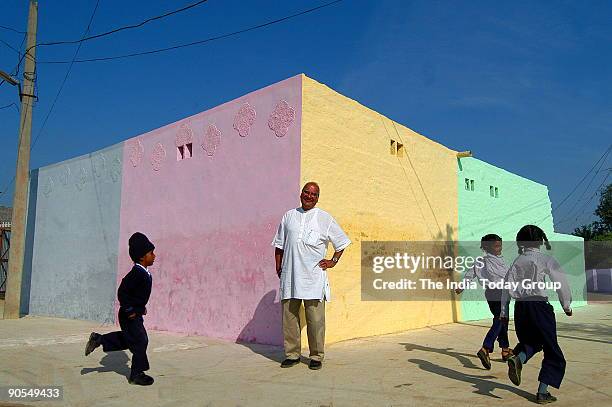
{"left": 233, "top": 103, "right": 257, "bottom": 137}
{"left": 42, "top": 177, "right": 54, "bottom": 197}
{"left": 129, "top": 140, "right": 144, "bottom": 167}
{"left": 92, "top": 154, "right": 106, "bottom": 178}
{"left": 202, "top": 124, "right": 221, "bottom": 157}
{"left": 268, "top": 100, "right": 295, "bottom": 137}
{"left": 110, "top": 158, "right": 122, "bottom": 182}
{"left": 75, "top": 168, "right": 88, "bottom": 191}
{"left": 176, "top": 123, "right": 194, "bottom": 147}
{"left": 59, "top": 167, "right": 71, "bottom": 186}
{"left": 151, "top": 143, "right": 166, "bottom": 171}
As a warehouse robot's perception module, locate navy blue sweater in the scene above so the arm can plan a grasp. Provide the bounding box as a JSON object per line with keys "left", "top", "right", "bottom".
{"left": 117, "top": 265, "right": 152, "bottom": 315}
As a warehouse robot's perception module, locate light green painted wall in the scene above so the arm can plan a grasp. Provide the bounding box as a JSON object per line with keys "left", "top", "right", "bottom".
{"left": 457, "top": 157, "right": 586, "bottom": 321}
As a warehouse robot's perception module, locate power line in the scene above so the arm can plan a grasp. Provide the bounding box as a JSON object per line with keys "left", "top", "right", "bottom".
{"left": 563, "top": 172, "right": 611, "bottom": 229}
{"left": 555, "top": 147, "right": 612, "bottom": 224}
{"left": 0, "top": 96, "right": 30, "bottom": 204}
{"left": 0, "top": 102, "right": 19, "bottom": 112}
{"left": 14, "top": 0, "right": 210, "bottom": 70}
{"left": 536, "top": 144, "right": 612, "bottom": 225}
{"left": 0, "top": 38, "right": 20, "bottom": 54}
{"left": 31, "top": 0, "right": 101, "bottom": 152}
{"left": 41, "top": 0, "right": 208, "bottom": 47}
{"left": 0, "top": 0, "right": 100, "bottom": 203}
{"left": 0, "top": 24, "right": 25, "bottom": 34}
{"left": 38, "top": 0, "right": 344, "bottom": 64}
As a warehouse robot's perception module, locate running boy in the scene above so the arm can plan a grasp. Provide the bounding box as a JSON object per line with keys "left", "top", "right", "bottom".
{"left": 85, "top": 232, "right": 156, "bottom": 386}
{"left": 501, "top": 225, "right": 572, "bottom": 404}
{"left": 455, "top": 234, "right": 512, "bottom": 369}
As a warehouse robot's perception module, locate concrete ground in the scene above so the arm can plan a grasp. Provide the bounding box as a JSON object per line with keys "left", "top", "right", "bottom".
{"left": 0, "top": 299, "right": 610, "bottom": 407}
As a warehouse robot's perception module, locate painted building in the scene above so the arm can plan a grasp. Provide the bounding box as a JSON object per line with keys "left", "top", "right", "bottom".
{"left": 20, "top": 74, "right": 586, "bottom": 346}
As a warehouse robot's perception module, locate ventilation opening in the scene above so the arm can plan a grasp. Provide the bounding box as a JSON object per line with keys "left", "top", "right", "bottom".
{"left": 490, "top": 185, "right": 495, "bottom": 197}
{"left": 177, "top": 143, "right": 193, "bottom": 161}
{"left": 494, "top": 187, "right": 499, "bottom": 198}
{"left": 390, "top": 140, "right": 397, "bottom": 155}
{"left": 397, "top": 142, "right": 404, "bottom": 158}
{"left": 465, "top": 178, "right": 470, "bottom": 191}
{"left": 470, "top": 180, "right": 474, "bottom": 191}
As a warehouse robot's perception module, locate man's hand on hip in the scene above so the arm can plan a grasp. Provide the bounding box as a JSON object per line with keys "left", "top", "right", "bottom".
{"left": 318, "top": 259, "right": 336, "bottom": 270}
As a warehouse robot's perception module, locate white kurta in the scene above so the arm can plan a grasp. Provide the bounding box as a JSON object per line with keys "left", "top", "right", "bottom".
{"left": 272, "top": 207, "right": 351, "bottom": 301}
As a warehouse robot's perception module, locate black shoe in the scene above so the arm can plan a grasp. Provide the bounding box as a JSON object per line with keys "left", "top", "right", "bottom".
{"left": 129, "top": 373, "right": 154, "bottom": 386}
{"left": 280, "top": 358, "right": 300, "bottom": 368}
{"left": 507, "top": 355, "right": 522, "bottom": 386}
{"left": 477, "top": 348, "right": 491, "bottom": 370}
{"left": 536, "top": 392, "right": 557, "bottom": 404}
{"left": 85, "top": 332, "right": 101, "bottom": 356}
{"left": 308, "top": 360, "right": 322, "bottom": 370}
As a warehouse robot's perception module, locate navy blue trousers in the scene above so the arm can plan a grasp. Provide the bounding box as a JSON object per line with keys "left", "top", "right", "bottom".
{"left": 513, "top": 299, "right": 566, "bottom": 388}
{"left": 100, "top": 311, "right": 149, "bottom": 377}
{"left": 483, "top": 289, "right": 510, "bottom": 352}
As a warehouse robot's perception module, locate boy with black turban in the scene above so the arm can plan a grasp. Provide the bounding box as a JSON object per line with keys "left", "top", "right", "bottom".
{"left": 85, "top": 232, "right": 156, "bottom": 386}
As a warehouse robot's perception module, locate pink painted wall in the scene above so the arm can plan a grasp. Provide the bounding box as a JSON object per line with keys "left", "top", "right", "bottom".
{"left": 118, "top": 75, "right": 302, "bottom": 345}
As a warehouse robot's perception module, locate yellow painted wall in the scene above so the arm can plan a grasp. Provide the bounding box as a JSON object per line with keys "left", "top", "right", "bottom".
{"left": 301, "top": 75, "right": 460, "bottom": 344}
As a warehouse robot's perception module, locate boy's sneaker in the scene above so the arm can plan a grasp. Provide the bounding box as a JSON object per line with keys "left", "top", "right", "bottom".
{"left": 129, "top": 373, "right": 154, "bottom": 386}
{"left": 507, "top": 355, "right": 522, "bottom": 386}
{"left": 536, "top": 392, "right": 557, "bottom": 404}
{"left": 477, "top": 348, "right": 491, "bottom": 370}
{"left": 85, "top": 332, "right": 101, "bottom": 356}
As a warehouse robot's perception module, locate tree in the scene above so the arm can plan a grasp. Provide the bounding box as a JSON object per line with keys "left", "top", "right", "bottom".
{"left": 573, "top": 224, "right": 600, "bottom": 240}
{"left": 572, "top": 183, "right": 612, "bottom": 241}
{"left": 594, "top": 184, "right": 612, "bottom": 232}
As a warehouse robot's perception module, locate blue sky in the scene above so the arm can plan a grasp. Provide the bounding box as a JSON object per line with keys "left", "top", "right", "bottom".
{"left": 0, "top": 0, "right": 610, "bottom": 233}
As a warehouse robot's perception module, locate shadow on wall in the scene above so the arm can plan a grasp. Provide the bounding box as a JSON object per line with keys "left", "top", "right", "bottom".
{"left": 235, "top": 290, "right": 283, "bottom": 361}
{"left": 21, "top": 168, "right": 39, "bottom": 316}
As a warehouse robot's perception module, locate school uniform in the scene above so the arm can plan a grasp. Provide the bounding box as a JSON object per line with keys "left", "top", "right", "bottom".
{"left": 461, "top": 252, "right": 510, "bottom": 352}
{"left": 500, "top": 248, "right": 572, "bottom": 389}
{"left": 100, "top": 263, "right": 152, "bottom": 377}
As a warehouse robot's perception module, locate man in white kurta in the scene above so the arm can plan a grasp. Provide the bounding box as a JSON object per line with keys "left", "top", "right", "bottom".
{"left": 272, "top": 182, "right": 351, "bottom": 370}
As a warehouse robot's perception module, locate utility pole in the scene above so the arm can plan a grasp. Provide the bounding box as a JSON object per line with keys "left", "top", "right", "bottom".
{"left": 4, "top": 0, "right": 38, "bottom": 319}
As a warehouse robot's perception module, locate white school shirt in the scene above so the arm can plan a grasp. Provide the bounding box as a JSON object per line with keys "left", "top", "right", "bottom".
{"left": 500, "top": 248, "right": 572, "bottom": 317}
{"left": 272, "top": 207, "right": 351, "bottom": 301}
{"left": 461, "top": 253, "right": 508, "bottom": 286}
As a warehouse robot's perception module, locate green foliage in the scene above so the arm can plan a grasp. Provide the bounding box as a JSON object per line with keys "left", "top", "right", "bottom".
{"left": 573, "top": 183, "right": 612, "bottom": 241}
{"left": 594, "top": 184, "right": 612, "bottom": 231}
{"left": 592, "top": 232, "right": 612, "bottom": 241}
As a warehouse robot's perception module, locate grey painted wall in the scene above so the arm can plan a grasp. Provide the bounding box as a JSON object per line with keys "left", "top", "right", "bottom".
{"left": 27, "top": 143, "right": 123, "bottom": 322}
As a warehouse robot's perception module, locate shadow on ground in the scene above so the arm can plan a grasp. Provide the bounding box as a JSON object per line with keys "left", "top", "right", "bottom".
{"left": 407, "top": 358, "right": 534, "bottom": 401}
{"left": 81, "top": 351, "right": 130, "bottom": 379}
{"left": 400, "top": 342, "right": 485, "bottom": 370}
